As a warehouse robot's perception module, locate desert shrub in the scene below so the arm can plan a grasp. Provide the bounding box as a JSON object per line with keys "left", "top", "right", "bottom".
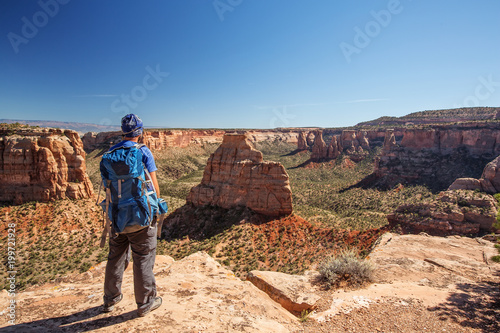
{"left": 492, "top": 243, "right": 500, "bottom": 263}
{"left": 493, "top": 193, "right": 500, "bottom": 230}
{"left": 318, "top": 249, "right": 375, "bottom": 288}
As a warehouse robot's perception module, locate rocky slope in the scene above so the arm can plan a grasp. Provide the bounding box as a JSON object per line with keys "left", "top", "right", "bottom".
{"left": 387, "top": 190, "right": 499, "bottom": 236}
{"left": 187, "top": 134, "right": 293, "bottom": 216}
{"left": 0, "top": 126, "right": 93, "bottom": 204}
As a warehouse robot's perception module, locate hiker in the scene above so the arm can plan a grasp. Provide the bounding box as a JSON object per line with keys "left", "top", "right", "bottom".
{"left": 101, "top": 114, "right": 162, "bottom": 317}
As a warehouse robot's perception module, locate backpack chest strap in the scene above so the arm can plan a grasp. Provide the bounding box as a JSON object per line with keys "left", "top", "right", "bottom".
{"left": 118, "top": 179, "right": 123, "bottom": 199}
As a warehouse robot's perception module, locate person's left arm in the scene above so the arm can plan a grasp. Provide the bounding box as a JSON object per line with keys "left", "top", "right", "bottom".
{"left": 141, "top": 146, "right": 161, "bottom": 197}
{"left": 149, "top": 170, "right": 160, "bottom": 197}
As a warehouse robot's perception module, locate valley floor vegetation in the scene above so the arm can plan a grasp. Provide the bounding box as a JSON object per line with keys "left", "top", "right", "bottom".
{"left": 2, "top": 140, "right": 437, "bottom": 289}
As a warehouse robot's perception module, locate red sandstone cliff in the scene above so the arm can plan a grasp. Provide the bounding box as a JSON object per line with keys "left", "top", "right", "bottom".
{"left": 297, "top": 131, "right": 308, "bottom": 151}
{"left": 374, "top": 122, "right": 500, "bottom": 190}
{"left": 82, "top": 129, "right": 304, "bottom": 152}
{"left": 187, "top": 134, "right": 293, "bottom": 216}
{"left": 0, "top": 126, "right": 93, "bottom": 204}
{"left": 310, "top": 130, "right": 370, "bottom": 161}
{"left": 310, "top": 130, "right": 328, "bottom": 160}
{"left": 142, "top": 129, "right": 226, "bottom": 150}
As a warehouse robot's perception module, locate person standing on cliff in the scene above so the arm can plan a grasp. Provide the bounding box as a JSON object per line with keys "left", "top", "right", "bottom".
{"left": 102, "top": 113, "right": 162, "bottom": 317}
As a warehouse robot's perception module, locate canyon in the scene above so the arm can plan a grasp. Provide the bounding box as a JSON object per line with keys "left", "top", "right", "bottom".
{"left": 81, "top": 128, "right": 315, "bottom": 152}
{"left": 1, "top": 111, "right": 500, "bottom": 331}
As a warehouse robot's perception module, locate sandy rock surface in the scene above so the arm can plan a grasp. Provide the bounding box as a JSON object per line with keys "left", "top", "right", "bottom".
{"left": 0, "top": 253, "right": 300, "bottom": 332}
{"left": 306, "top": 232, "right": 500, "bottom": 332}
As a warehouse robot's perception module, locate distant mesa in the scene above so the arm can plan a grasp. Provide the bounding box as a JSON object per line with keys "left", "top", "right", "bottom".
{"left": 187, "top": 134, "right": 293, "bottom": 216}
{"left": 0, "top": 119, "right": 120, "bottom": 134}
{"left": 356, "top": 106, "right": 500, "bottom": 127}
{"left": 0, "top": 125, "right": 93, "bottom": 204}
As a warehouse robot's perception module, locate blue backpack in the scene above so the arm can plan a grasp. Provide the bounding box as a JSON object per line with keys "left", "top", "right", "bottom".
{"left": 99, "top": 144, "right": 167, "bottom": 236}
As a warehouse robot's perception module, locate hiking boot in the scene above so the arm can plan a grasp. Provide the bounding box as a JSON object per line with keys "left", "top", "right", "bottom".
{"left": 137, "top": 297, "right": 162, "bottom": 317}
{"left": 102, "top": 294, "right": 123, "bottom": 313}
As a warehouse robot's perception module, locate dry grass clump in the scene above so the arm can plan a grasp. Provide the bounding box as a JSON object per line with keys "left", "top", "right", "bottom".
{"left": 318, "top": 248, "right": 375, "bottom": 288}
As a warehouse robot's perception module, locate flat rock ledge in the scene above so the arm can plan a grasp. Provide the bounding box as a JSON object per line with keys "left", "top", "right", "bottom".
{"left": 247, "top": 270, "right": 321, "bottom": 314}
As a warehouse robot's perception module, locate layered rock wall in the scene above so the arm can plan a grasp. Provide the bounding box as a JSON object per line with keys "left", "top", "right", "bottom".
{"left": 375, "top": 123, "right": 500, "bottom": 189}
{"left": 187, "top": 134, "right": 293, "bottom": 216}
{"left": 387, "top": 190, "right": 498, "bottom": 235}
{"left": 82, "top": 129, "right": 306, "bottom": 152}
{"left": 0, "top": 127, "right": 93, "bottom": 204}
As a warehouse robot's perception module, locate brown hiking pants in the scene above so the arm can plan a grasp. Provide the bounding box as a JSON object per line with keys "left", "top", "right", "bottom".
{"left": 103, "top": 222, "right": 157, "bottom": 312}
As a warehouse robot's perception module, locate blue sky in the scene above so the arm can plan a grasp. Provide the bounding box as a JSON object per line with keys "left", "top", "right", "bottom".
{"left": 1, "top": 0, "right": 499, "bottom": 129}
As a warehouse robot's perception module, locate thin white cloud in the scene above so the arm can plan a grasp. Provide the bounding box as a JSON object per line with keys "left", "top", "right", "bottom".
{"left": 253, "top": 103, "right": 326, "bottom": 110}
{"left": 72, "top": 94, "right": 118, "bottom": 98}
{"left": 337, "top": 98, "right": 389, "bottom": 104}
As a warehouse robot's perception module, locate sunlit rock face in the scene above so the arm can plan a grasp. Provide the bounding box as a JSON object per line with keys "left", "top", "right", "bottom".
{"left": 0, "top": 127, "right": 93, "bottom": 204}
{"left": 187, "top": 134, "right": 293, "bottom": 217}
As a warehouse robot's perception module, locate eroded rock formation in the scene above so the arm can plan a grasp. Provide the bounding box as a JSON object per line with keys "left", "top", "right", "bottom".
{"left": 142, "top": 129, "right": 226, "bottom": 150}
{"left": 297, "top": 131, "right": 308, "bottom": 150}
{"left": 383, "top": 129, "right": 396, "bottom": 151}
{"left": 0, "top": 127, "right": 93, "bottom": 204}
{"left": 327, "top": 135, "right": 340, "bottom": 159}
{"left": 81, "top": 131, "right": 122, "bottom": 152}
{"left": 310, "top": 130, "right": 328, "bottom": 161}
{"left": 387, "top": 190, "right": 498, "bottom": 235}
{"left": 310, "top": 130, "right": 369, "bottom": 161}
{"left": 187, "top": 134, "right": 293, "bottom": 216}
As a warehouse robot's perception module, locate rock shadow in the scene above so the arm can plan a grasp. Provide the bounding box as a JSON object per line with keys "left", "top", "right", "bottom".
{"left": 160, "top": 204, "right": 277, "bottom": 241}
{"left": 288, "top": 158, "right": 334, "bottom": 170}
{"left": 4, "top": 306, "right": 137, "bottom": 332}
{"left": 427, "top": 280, "right": 500, "bottom": 332}
{"left": 338, "top": 173, "right": 385, "bottom": 193}
{"left": 280, "top": 149, "right": 309, "bottom": 157}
